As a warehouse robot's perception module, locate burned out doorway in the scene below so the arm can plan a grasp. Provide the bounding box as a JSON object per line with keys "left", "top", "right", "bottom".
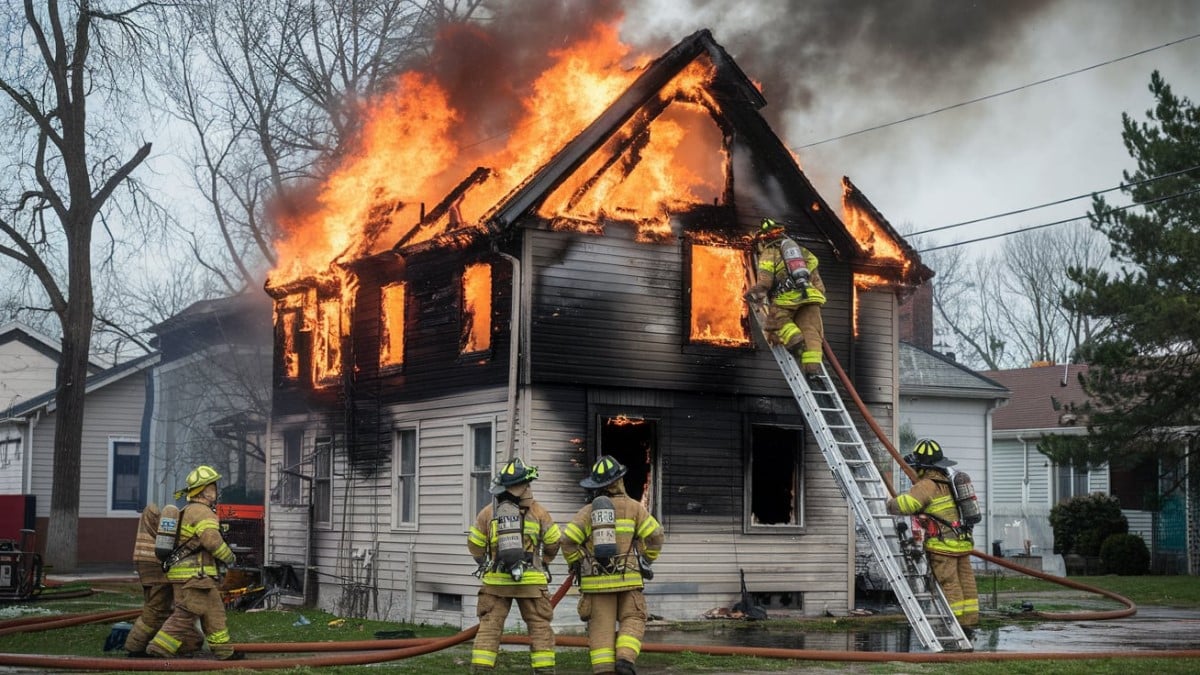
{"left": 598, "top": 414, "right": 658, "bottom": 513}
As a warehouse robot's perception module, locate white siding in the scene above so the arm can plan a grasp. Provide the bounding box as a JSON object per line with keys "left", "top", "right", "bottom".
{"left": 0, "top": 338, "right": 58, "bottom": 408}
{"left": 0, "top": 424, "right": 25, "bottom": 493}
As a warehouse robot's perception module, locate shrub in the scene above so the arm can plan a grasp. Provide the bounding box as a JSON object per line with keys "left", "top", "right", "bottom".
{"left": 1049, "top": 493, "right": 1128, "bottom": 556}
{"left": 1100, "top": 533, "right": 1150, "bottom": 575}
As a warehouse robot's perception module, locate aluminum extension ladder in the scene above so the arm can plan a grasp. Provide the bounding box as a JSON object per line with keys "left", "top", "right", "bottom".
{"left": 748, "top": 303, "right": 973, "bottom": 652}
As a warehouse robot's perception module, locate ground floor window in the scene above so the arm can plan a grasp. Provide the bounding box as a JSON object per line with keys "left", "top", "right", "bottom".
{"left": 746, "top": 424, "right": 804, "bottom": 527}
{"left": 110, "top": 438, "right": 141, "bottom": 511}
{"left": 598, "top": 414, "right": 659, "bottom": 516}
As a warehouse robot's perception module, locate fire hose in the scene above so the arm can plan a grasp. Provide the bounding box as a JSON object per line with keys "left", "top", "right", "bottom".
{"left": 0, "top": 342, "right": 1178, "bottom": 669}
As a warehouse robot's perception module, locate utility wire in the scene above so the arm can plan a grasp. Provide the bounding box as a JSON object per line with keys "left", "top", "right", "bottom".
{"left": 917, "top": 185, "right": 1200, "bottom": 253}
{"left": 797, "top": 32, "right": 1200, "bottom": 150}
{"left": 908, "top": 163, "right": 1200, "bottom": 237}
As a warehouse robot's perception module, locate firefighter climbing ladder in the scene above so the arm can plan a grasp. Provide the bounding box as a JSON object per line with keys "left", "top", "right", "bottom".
{"left": 747, "top": 303, "right": 973, "bottom": 652}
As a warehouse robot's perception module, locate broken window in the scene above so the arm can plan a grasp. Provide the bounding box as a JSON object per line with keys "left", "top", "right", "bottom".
{"left": 313, "top": 298, "right": 342, "bottom": 385}
{"left": 461, "top": 263, "right": 492, "bottom": 354}
{"left": 747, "top": 424, "right": 803, "bottom": 527}
{"left": 313, "top": 436, "right": 333, "bottom": 526}
{"left": 688, "top": 243, "right": 750, "bottom": 347}
{"left": 380, "top": 282, "right": 406, "bottom": 369}
{"left": 393, "top": 427, "right": 418, "bottom": 527}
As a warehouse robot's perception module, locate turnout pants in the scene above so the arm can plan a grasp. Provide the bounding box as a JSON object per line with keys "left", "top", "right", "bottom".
{"left": 578, "top": 590, "right": 647, "bottom": 674}
{"left": 472, "top": 588, "right": 555, "bottom": 671}
{"left": 123, "top": 579, "right": 174, "bottom": 653}
{"left": 147, "top": 578, "right": 233, "bottom": 658}
{"left": 930, "top": 552, "right": 980, "bottom": 627}
{"left": 766, "top": 302, "right": 824, "bottom": 371}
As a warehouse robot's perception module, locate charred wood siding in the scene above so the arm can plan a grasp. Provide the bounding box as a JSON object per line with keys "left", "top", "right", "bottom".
{"left": 527, "top": 228, "right": 854, "bottom": 397}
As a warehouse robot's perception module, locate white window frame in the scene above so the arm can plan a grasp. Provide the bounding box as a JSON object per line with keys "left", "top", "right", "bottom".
{"left": 276, "top": 428, "right": 305, "bottom": 506}
{"left": 392, "top": 425, "right": 420, "bottom": 530}
{"left": 1053, "top": 462, "right": 1091, "bottom": 504}
{"left": 462, "top": 417, "right": 496, "bottom": 529}
{"left": 107, "top": 436, "right": 141, "bottom": 516}
{"left": 313, "top": 435, "right": 334, "bottom": 528}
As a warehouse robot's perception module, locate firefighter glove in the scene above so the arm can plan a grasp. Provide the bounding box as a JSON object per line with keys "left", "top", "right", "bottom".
{"left": 744, "top": 287, "right": 768, "bottom": 304}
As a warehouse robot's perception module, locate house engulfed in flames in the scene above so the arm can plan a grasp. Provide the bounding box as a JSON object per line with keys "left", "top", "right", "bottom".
{"left": 264, "top": 28, "right": 932, "bottom": 624}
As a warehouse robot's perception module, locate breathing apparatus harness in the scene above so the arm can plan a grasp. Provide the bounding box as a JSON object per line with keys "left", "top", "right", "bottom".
{"left": 484, "top": 490, "right": 534, "bottom": 581}
{"left": 572, "top": 488, "right": 654, "bottom": 585}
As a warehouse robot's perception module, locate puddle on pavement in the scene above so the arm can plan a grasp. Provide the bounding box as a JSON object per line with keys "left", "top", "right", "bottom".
{"left": 645, "top": 606, "right": 1200, "bottom": 653}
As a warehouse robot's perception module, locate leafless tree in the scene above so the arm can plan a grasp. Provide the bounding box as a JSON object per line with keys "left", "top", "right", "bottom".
{"left": 153, "top": 0, "right": 485, "bottom": 290}
{"left": 0, "top": 0, "right": 154, "bottom": 570}
{"left": 917, "top": 220, "right": 1112, "bottom": 371}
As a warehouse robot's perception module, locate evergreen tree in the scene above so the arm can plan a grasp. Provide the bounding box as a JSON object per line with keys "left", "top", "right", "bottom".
{"left": 1042, "top": 71, "right": 1200, "bottom": 496}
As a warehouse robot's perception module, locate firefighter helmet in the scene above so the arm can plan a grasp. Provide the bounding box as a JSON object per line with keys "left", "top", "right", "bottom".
{"left": 490, "top": 457, "right": 539, "bottom": 494}
{"left": 580, "top": 455, "right": 628, "bottom": 489}
{"left": 904, "top": 438, "right": 956, "bottom": 470}
{"left": 759, "top": 217, "right": 786, "bottom": 238}
{"left": 175, "top": 465, "right": 221, "bottom": 500}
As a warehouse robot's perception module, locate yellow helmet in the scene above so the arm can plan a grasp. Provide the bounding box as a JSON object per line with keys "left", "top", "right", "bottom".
{"left": 175, "top": 465, "right": 222, "bottom": 500}
{"left": 759, "top": 217, "right": 786, "bottom": 239}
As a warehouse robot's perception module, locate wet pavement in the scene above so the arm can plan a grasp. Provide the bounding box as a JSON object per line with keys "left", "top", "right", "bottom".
{"left": 646, "top": 604, "right": 1200, "bottom": 653}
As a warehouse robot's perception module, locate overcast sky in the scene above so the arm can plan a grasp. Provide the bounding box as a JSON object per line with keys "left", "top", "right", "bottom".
{"left": 620, "top": 0, "right": 1200, "bottom": 255}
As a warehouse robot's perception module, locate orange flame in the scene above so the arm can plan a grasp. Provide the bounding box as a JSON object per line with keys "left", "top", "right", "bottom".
{"left": 461, "top": 263, "right": 492, "bottom": 353}
{"left": 380, "top": 282, "right": 406, "bottom": 368}
{"left": 689, "top": 244, "right": 749, "bottom": 346}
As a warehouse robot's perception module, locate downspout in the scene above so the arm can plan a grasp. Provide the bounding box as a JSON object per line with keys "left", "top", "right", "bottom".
{"left": 24, "top": 410, "right": 41, "bottom": 495}
{"left": 1018, "top": 434, "right": 1030, "bottom": 505}
{"left": 497, "top": 250, "right": 521, "bottom": 460}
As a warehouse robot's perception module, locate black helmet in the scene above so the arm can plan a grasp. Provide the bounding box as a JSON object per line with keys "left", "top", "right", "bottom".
{"left": 490, "top": 457, "right": 539, "bottom": 494}
{"left": 580, "top": 455, "right": 627, "bottom": 489}
{"left": 904, "top": 438, "right": 956, "bottom": 470}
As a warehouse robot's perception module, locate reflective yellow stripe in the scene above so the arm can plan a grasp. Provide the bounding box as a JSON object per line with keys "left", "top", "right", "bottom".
{"left": 543, "top": 523, "right": 562, "bottom": 545}
{"left": 616, "top": 633, "right": 642, "bottom": 656}
{"left": 564, "top": 522, "right": 587, "bottom": 544}
{"left": 472, "top": 649, "right": 498, "bottom": 667}
{"left": 481, "top": 569, "right": 550, "bottom": 586}
{"left": 151, "top": 631, "right": 181, "bottom": 655}
{"left": 530, "top": 650, "right": 555, "bottom": 668}
{"left": 579, "top": 572, "right": 644, "bottom": 592}
{"left": 895, "top": 494, "right": 922, "bottom": 514}
{"left": 636, "top": 517, "right": 661, "bottom": 539}
{"left": 590, "top": 647, "right": 615, "bottom": 666}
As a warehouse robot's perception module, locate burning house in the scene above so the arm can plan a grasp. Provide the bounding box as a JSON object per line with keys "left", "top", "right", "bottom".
{"left": 264, "top": 26, "right": 930, "bottom": 625}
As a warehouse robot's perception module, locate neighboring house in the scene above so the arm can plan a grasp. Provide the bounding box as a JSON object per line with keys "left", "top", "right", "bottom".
{"left": 980, "top": 363, "right": 1187, "bottom": 574}
{"left": 897, "top": 342, "right": 1009, "bottom": 570}
{"left": 144, "top": 292, "right": 273, "bottom": 509}
{"left": 0, "top": 352, "right": 159, "bottom": 563}
{"left": 0, "top": 323, "right": 105, "bottom": 499}
{"left": 263, "top": 29, "right": 933, "bottom": 626}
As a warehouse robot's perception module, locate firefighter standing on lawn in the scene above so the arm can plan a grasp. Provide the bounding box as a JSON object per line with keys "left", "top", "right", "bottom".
{"left": 886, "top": 439, "right": 980, "bottom": 627}
{"left": 744, "top": 217, "right": 827, "bottom": 376}
{"left": 563, "top": 455, "right": 665, "bottom": 675}
{"left": 122, "top": 503, "right": 183, "bottom": 656}
{"left": 147, "top": 465, "right": 242, "bottom": 660}
{"left": 467, "top": 457, "right": 562, "bottom": 674}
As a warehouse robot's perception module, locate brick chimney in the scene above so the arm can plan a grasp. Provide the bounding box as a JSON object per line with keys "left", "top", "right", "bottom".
{"left": 898, "top": 283, "right": 933, "bottom": 349}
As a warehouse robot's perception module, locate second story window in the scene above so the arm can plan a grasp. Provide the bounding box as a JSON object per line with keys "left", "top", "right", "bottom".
{"left": 461, "top": 263, "right": 492, "bottom": 354}
{"left": 380, "top": 282, "right": 406, "bottom": 369}
{"left": 688, "top": 243, "right": 750, "bottom": 347}
{"left": 313, "top": 298, "right": 342, "bottom": 385}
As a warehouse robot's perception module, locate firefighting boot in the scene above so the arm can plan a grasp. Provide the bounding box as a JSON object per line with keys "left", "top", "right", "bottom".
{"left": 615, "top": 659, "right": 637, "bottom": 675}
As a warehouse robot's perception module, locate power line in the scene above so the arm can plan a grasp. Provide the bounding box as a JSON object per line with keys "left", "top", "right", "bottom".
{"left": 908, "top": 163, "right": 1200, "bottom": 237}
{"left": 797, "top": 32, "right": 1200, "bottom": 150}
{"left": 916, "top": 185, "right": 1200, "bottom": 253}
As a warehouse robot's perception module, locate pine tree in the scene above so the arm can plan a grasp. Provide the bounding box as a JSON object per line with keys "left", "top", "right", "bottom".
{"left": 1042, "top": 71, "right": 1200, "bottom": 499}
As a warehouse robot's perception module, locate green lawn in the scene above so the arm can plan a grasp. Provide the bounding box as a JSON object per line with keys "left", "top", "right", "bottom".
{"left": 1, "top": 576, "right": 1197, "bottom": 674}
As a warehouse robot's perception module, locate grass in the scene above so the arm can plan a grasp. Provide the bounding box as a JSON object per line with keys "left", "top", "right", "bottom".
{"left": 0, "top": 577, "right": 1198, "bottom": 674}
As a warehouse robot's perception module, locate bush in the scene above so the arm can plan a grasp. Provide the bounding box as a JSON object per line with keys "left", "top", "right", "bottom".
{"left": 1100, "top": 533, "right": 1150, "bottom": 575}
{"left": 1049, "top": 493, "right": 1128, "bottom": 556}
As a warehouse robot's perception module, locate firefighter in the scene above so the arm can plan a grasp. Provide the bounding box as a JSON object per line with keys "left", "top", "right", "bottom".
{"left": 562, "top": 456, "right": 665, "bottom": 675}
{"left": 123, "top": 503, "right": 184, "bottom": 656}
{"left": 467, "top": 457, "right": 562, "bottom": 673}
{"left": 744, "top": 217, "right": 827, "bottom": 376}
{"left": 147, "top": 465, "right": 242, "bottom": 660}
{"left": 886, "top": 439, "right": 980, "bottom": 627}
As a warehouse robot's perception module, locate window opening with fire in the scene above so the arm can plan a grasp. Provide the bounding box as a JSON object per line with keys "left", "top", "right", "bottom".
{"left": 313, "top": 298, "right": 342, "bottom": 385}
{"left": 380, "top": 282, "right": 406, "bottom": 369}
{"left": 275, "top": 293, "right": 306, "bottom": 381}
{"left": 460, "top": 263, "right": 492, "bottom": 355}
{"left": 688, "top": 243, "right": 749, "bottom": 347}
{"left": 747, "top": 424, "right": 804, "bottom": 527}
{"left": 598, "top": 415, "right": 658, "bottom": 517}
